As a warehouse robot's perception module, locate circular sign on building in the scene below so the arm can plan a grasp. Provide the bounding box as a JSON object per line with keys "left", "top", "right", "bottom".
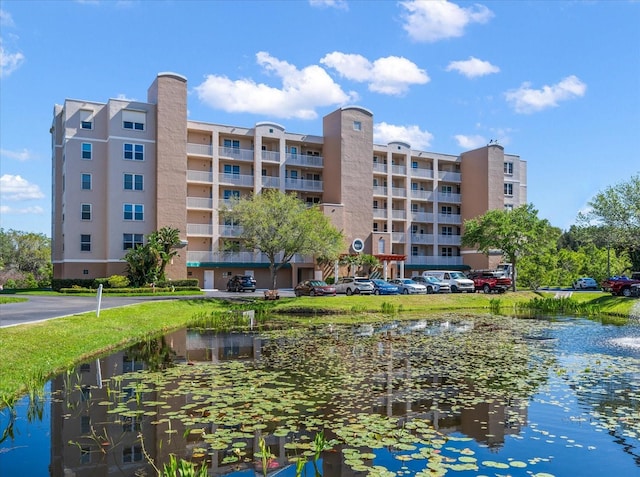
{"left": 352, "top": 238, "right": 365, "bottom": 254}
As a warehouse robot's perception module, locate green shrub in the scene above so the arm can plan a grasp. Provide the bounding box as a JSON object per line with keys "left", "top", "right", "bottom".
{"left": 107, "top": 275, "right": 130, "bottom": 288}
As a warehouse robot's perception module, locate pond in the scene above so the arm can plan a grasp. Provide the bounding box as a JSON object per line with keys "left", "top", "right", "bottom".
{"left": 1, "top": 312, "right": 640, "bottom": 477}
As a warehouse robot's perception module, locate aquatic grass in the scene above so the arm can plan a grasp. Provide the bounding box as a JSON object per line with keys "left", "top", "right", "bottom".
{"left": 516, "top": 296, "right": 601, "bottom": 315}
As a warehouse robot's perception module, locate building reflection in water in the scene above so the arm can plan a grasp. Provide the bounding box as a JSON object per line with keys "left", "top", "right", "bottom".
{"left": 48, "top": 322, "right": 529, "bottom": 476}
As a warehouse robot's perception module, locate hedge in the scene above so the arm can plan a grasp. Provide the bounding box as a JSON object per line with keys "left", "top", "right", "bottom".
{"left": 59, "top": 286, "right": 201, "bottom": 294}
{"left": 52, "top": 278, "right": 199, "bottom": 292}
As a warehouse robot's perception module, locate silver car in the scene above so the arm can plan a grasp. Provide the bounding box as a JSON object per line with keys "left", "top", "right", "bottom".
{"left": 334, "top": 277, "right": 375, "bottom": 295}
{"left": 413, "top": 275, "right": 451, "bottom": 293}
{"left": 389, "top": 278, "right": 427, "bottom": 295}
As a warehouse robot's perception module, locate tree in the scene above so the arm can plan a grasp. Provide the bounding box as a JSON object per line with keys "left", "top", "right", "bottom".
{"left": 123, "top": 226, "right": 182, "bottom": 287}
{"left": 577, "top": 174, "right": 640, "bottom": 272}
{"left": 0, "top": 229, "right": 52, "bottom": 288}
{"left": 461, "top": 204, "right": 558, "bottom": 291}
{"left": 224, "top": 190, "right": 345, "bottom": 289}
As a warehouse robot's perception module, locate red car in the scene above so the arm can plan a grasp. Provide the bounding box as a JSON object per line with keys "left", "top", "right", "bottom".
{"left": 294, "top": 280, "right": 336, "bottom": 297}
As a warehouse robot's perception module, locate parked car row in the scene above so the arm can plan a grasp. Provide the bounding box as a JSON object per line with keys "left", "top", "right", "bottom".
{"left": 294, "top": 276, "right": 454, "bottom": 297}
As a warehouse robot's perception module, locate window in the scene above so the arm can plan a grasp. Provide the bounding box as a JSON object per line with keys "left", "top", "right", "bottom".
{"left": 80, "top": 110, "right": 93, "bottom": 130}
{"left": 504, "top": 162, "right": 513, "bottom": 174}
{"left": 441, "top": 247, "right": 453, "bottom": 257}
{"left": 412, "top": 161, "right": 418, "bottom": 169}
{"left": 373, "top": 200, "right": 378, "bottom": 209}
{"left": 504, "top": 183, "right": 513, "bottom": 196}
{"left": 289, "top": 146, "right": 298, "bottom": 155}
{"left": 290, "top": 170, "right": 298, "bottom": 180}
{"left": 81, "top": 234, "right": 91, "bottom": 251}
{"left": 441, "top": 185, "right": 453, "bottom": 194}
{"left": 81, "top": 142, "right": 92, "bottom": 160}
{"left": 81, "top": 173, "right": 91, "bottom": 190}
{"left": 122, "top": 110, "right": 145, "bottom": 131}
{"left": 353, "top": 121, "right": 362, "bottom": 131}
{"left": 123, "top": 204, "right": 144, "bottom": 221}
{"left": 81, "top": 416, "right": 91, "bottom": 434}
{"left": 412, "top": 183, "right": 418, "bottom": 190}
{"left": 123, "top": 233, "right": 144, "bottom": 250}
{"left": 505, "top": 204, "right": 514, "bottom": 211}
{"left": 223, "top": 164, "right": 240, "bottom": 175}
{"left": 123, "top": 445, "right": 143, "bottom": 463}
{"left": 223, "top": 189, "right": 240, "bottom": 200}
{"left": 373, "top": 223, "right": 378, "bottom": 232}
{"left": 411, "top": 203, "right": 418, "bottom": 212}
{"left": 81, "top": 204, "right": 91, "bottom": 221}
{"left": 441, "top": 226, "right": 453, "bottom": 236}
{"left": 80, "top": 446, "right": 91, "bottom": 464}
{"left": 412, "top": 224, "right": 418, "bottom": 234}
{"left": 441, "top": 205, "right": 452, "bottom": 215}
{"left": 124, "top": 173, "right": 143, "bottom": 190}
{"left": 223, "top": 138, "right": 240, "bottom": 154}
{"left": 412, "top": 246, "right": 418, "bottom": 256}
{"left": 124, "top": 143, "right": 144, "bottom": 161}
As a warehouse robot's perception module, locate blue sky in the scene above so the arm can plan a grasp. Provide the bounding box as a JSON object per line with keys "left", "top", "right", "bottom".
{"left": 1, "top": 0, "right": 638, "bottom": 237}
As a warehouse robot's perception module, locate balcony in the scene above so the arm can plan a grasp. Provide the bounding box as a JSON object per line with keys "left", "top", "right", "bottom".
{"left": 187, "top": 170, "right": 213, "bottom": 183}
{"left": 438, "top": 171, "right": 461, "bottom": 182}
{"left": 391, "top": 165, "right": 407, "bottom": 176}
{"left": 391, "top": 209, "right": 406, "bottom": 220}
{"left": 187, "top": 197, "right": 213, "bottom": 209}
{"left": 373, "top": 208, "right": 387, "bottom": 219}
{"left": 219, "top": 146, "right": 254, "bottom": 162}
{"left": 285, "top": 153, "right": 323, "bottom": 167}
{"left": 392, "top": 232, "right": 406, "bottom": 242}
{"left": 391, "top": 187, "right": 406, "bottom": 198}
{"left": 261, "top": 150, "right": 281, "bottom": 163}
{"left": 437, "top": 213, "right": 461, "bottom": 224}
{"left": 406, "top": 256, "right": 463, "bottom": 266}
{"left": 410, "top": 190, "right": 433, "bottom": 201}
{"left": 412, "top": 211, "right": 434, "bottom": 222}
{"left": 285, "top": 178, "right": 323, "bottom": 192}
{"left": 437, "top": 192, "right": 461, "bottom": 204}
{"left": 411, "top": 168, "right": 434, "bottom": 179}
{"left": 373, "top": 163, "right": 387, "bottom": 174}
{"left": 186, "top": 251, "right": 314, "bottom": 265}
{"left": 410, "top": 233, "right": 434, "bottom": 244}
{"left": 437, "top": 234, "right": 462, "bottom": 245}
{"left": 373, "top": 186, "right": 387, "bottom": 196}
{"left": 220, "top": 225, "right": 244, "bottom": 237}
{"left": 219, "top": 173, "right": 255, "bottom": 187}
{"left": 187, "top": 143, "right": 213, "bottom": 156}
{"left": 186, "top": 223, "right": 214, "bottom": 236}
{"left": 262, "top": 176, "right": 280, "bottom": 189}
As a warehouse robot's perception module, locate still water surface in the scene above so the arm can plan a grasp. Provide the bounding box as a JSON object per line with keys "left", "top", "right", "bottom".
{"left": 1, "top": 313, "right": 640, "bottom": 477}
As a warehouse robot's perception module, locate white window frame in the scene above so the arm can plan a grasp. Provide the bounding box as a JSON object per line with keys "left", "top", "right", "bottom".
{"left": 504, "top": 183, "right": 514, "bottom": 196}
{"left": 80, "top": 234, "right": 91, "bottom": 252}
{"left": 80, "top": 110, "right": 93, "bottom": 130}
{"left": 81, "top": 173, "right": 92, "bottom": 190}
{"left": 123, "top": 203, "right": 144, "bottom": 221}
{"left": 81, "top": 142, "right": 92, "bottom": 160}
{"left": 81, "top": 203, "right": 92, "bottom": 221}
{"left": 124, "top": 173, "right": 144, "bottom": 191}
{"left": 123, "top": 143, "right": 144, "bottom": 161}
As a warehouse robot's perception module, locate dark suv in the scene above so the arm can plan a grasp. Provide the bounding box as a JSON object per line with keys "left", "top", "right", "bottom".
{"left": 226, "top": 275, "right": 257, "bottom": 292}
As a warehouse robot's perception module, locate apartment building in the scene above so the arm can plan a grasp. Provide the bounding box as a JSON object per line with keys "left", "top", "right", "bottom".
{"left": 51, "top": 72, "right": 526, "bottom": 289}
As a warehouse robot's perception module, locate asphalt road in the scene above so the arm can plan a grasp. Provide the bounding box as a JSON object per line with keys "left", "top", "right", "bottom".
{"left": 0, "top": 290, "right": 296, "bottom": 328}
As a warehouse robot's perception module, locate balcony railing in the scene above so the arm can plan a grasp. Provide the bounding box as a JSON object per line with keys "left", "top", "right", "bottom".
{"left": 391, "top": 209, "right": 406, "bottom": 219}
{"left": 410, "top": 190, "right": 432, "bottom": 200}
{"left": 391, "top": 165, "right": 406, "bottom": 175}
{"left": 373, "top": 163, "right": 387, "bottom": 174}
{"left": 436, "top": 192, "right": 461, "bottom": 203}
{"left": 219, "top": 173, "right": 255, "bottom": 187}
{"left": 219, "top": 225, "right": 244, "bottom": 237}
{"left": 437, "top": 234, "right": 461, "bottom": 245}
{"left": 391, "top": 187, "right": 406, "bottom": 197}
{"left": 406, "top": 256, "right": 463, "bottom": 266}
{"left": 373, "top": 186, "right": 387, "bottom": 196}
{"left": 186, "top": 223, "right": 214, "bottom": 236}
{"left": 186, "top": 197, "right": 213, "bottom": 209}
{"left": 437, "top": 213, "right": 462, "bottom": 224}
{"left": 186, "top": 251, "right": 314, "bottom": 264}
{"left": 187, "top": 170, "right": 213, "bottom": 183}
{"left": 261, "top": 150, "right": 281, "bottom": 162}
{"left": 392, "top": 232, "right": 406, "bottom": 242}
{"left": 285, "top": 178, "right": 323, "bottom": 192}
{"left": 219, "top": 146, "right": 254, "bottom": 162}
{"left": 373, "top": 208, "right": 387, "bottom": 219}
{"left": 285, "top": 153, "right": 323, "bottom": 167}
{"left": 411, "top": 168, "right": 434, "bottom": 179}
{"left": 410, "top": 233, "right": 434, "bottom": 244}
{"left": 187, "top": 143, "right": 213, "bottom": 156}
{"left": 262, "top": 176, "right": 280, "bottom": 188}
{"left": 412, "top": 212, "right": 434, "bottom": 223}
{"left": 438, "top": 171, "right": 461, "bottom": 182}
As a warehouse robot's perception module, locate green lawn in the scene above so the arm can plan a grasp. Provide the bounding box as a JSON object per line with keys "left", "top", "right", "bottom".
{"left": 0, "top": 291, "right": 636, "bottom": 401}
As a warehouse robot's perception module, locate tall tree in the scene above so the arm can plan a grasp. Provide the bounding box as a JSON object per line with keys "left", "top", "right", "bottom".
{"left": 123, "top": 226, "right": 182, "bottom": 286}
{"left": 0, "top": 229, "right": 51, "bottom": 286}
{"left": 461, "top": 204, "right": 557, "bottom": 291}
{"left": 577, "top": 174, "right": 640, "bottom": 272}
{"left": 224, "top": 190, "right": 345, "bottom": 289}
{"left": 148, "top": 226, "right": 182, "bottom": 281}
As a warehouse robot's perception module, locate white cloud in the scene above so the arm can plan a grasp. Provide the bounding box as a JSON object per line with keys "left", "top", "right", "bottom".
{"left": 400, "top": 0, "right": 494, "bottom": 43}
{"left": 446, "top": 56, "right": 499, "bottom": 78}
{"left": 321, "top": 52, "right": 429, "bottom": 95}
{"left": 0, "top": 9, "right": 15, "bottom": 27}
{"left": 0, "top": 204, "right": 44, "bottom": 215}
{"left": 194, "top": 52, "right": 357, "bottom": 119}
{"left": 309, "top": 0, "right": 348, "bottom": 10}
{"left": 374, "top": 122, "right": 434, "bottom": 150}
{"left": 0, "top": 37, "right": 25, "bottom": 79}
{"left": 454, "top": 134, "right": 486, "bottom": 149}
{"left": 505, "top": 75, "right": 587, "bottom": 114}
{"left": 1, "top": 148, "right": 34, "bottom": 161}
{"left": 0, "top": 174, "right": 45, "bottom": 201}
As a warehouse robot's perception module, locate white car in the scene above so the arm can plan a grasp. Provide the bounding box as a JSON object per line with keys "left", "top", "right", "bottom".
{"left": 572, "top": 277, "right": 599, "bottom": 290}
{"left": 334, "top": 277, "right": 375, "bottom": 295}
{"left": 389, "top": 278, "right": 427, "bottom": 295}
